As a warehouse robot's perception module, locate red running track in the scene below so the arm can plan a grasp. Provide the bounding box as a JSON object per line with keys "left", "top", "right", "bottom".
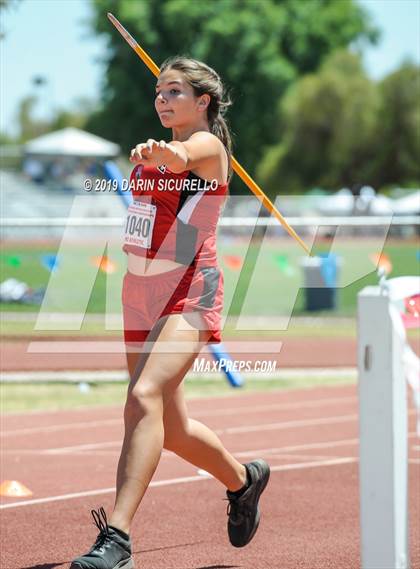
{"left": 1, "top": 384, "right": 419, "bottom": 569}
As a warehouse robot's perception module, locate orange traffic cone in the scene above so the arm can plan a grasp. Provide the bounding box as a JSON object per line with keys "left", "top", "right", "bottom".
{"left": 0, "top": 480, "right": 33, "bottom": 497}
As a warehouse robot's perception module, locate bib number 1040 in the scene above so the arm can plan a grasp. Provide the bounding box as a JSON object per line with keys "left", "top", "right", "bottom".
{"left": 124, "top": 200, "right": 156, "bottom": 249}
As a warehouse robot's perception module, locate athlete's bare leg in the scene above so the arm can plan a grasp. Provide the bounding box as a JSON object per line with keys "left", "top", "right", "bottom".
{"left": 109, "top": 313, "right": 246, "bottom": 534}
{"left": 161, "top": 382, "right": 247, "bottom": 491}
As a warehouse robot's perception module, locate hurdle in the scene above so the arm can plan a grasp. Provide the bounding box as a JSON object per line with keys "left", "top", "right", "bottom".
{"left": 357, "top": 286, "right": 410, "bottom": 569}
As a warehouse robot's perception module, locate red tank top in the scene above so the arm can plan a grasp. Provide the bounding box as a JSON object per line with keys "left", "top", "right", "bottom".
{"left": 122, "top": 164, "right": 228, "bottom": 268}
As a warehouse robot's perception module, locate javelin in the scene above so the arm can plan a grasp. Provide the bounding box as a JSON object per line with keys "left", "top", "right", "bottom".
{"left": 107, "top": 12, "right": 312, "bottom": 256}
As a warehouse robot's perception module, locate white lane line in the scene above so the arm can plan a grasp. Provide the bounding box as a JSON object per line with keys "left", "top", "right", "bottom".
{"left": 215, "top": 414, "right": 357, "bottom": 435}
{"left": 0, "top": 419, "right": 121, "bottom": 438}
{"left": 0, "top": 457, "right": 357, "bottom": 510}
{"left": 218, "top": 409, "right": 417, "bottom": 436}
{"left": 3, "top": 439, "right": 359, "bottom": 458}
{"left": 1, "top": 396, "right": 357, "bottom": 437}
{"left": 266, "top": 453, "right": 345, "bottom": 461}
{"left": 3, "top": 438, "right": 359, "bottom": 458}
{"left": 272, "top": 457, "right": 356, "bottom": 471}
{"left": 41, "top": 441, "right": 121, "bottom": 455}
{"left": 234, "top": 438, "right": 359, "bottom": 457}
{"left": 3, "top": 417, "right": 166, "bottom": 439}
{"left": 8, "top": 414, "right": 359, "bottom": 455}
{"left": 9, "top": 432, "right": 417, "bottom": 460}
{"left": 233, "top": 430, "right": 418, "bottom": 459}
{"left": 191, "top": 396, "right": 357, "bottom": 418}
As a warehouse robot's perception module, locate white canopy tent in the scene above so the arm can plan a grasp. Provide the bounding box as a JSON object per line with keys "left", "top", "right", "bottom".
{"left": 392, "top": 190, "right": 420, "bottom": 215}
{"left": 24, "top": 127, "right": 120, "bottom": 158}
{"left": 317, "top": 188, "right": 355, "bottom": 216}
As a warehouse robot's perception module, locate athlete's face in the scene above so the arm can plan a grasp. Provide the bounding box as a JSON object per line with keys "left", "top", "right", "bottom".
{"left": 155, "top": 69, "right": 208, "bottom": 127}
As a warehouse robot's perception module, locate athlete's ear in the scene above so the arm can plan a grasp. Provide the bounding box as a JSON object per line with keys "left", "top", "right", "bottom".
{"left": 197, "top": 94, "right": 210, "bottom": 111}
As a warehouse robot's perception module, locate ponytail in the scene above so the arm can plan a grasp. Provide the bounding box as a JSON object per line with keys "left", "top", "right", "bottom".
{"left": 160, "top": 56, "right": 234, "bottom": 183}
{"left": 209, "top": 112, "right": 233, "bottom": 183}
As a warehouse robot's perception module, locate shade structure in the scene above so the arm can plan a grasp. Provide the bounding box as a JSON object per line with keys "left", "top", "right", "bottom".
{"left": 392, "top": 190, "right": 420, "bottom": 215}
{"left": 24, "top": 127, "right": 120, "bottom": 158}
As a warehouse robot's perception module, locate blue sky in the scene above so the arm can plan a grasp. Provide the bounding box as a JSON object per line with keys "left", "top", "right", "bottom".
{"left": 1, "top": 0, "right": 106, "bottom": 136}
{"left": 1, "top": 0, "right": 419, "bottom": 137}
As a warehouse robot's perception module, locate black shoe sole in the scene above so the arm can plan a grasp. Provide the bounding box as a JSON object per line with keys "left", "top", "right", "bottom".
{"left": 70, "top": 558, "right": 134, "bottom": 569}
{"left": 230, "top": 458, "right": 271, "bottom": 548}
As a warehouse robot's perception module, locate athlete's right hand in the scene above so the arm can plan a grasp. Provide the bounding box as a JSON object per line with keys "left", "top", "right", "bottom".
{"left": 130, "top": 139, "right": 169, "bottom": 165}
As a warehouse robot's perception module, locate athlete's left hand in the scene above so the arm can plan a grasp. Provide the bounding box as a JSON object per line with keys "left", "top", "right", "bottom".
{"left": 129, "top": 139, "right": 176, "bottom": 167}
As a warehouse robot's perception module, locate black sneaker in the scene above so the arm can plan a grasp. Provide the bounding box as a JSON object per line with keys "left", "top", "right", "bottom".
{"left": 70, "top": 507, "right": 134, "bottom": 569}
{"left": 225, "top": 459, "right": 270, "bottom": 548}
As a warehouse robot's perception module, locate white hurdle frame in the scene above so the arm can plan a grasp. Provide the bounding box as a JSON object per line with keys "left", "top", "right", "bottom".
{"left": 358, "top": 286, "right": 410, "bottom": 569}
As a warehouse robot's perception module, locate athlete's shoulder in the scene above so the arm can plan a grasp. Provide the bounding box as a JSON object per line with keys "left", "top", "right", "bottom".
{"left": 184, "top": 131, "right": 228, "bottom": 181}
{"left": 188, "top": 130, "right": 223, "bottom": 149}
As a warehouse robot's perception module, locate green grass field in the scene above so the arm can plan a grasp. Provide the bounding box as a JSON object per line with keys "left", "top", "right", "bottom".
{"left": 1, "top": 238, "right": 418, "bottom": 318}
{"left": 1, "top": 236, "right": 416, "bottom": 415}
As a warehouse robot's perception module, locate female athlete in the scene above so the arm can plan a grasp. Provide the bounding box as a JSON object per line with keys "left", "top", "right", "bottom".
{"left": 71, "top": 56, "right": 270, "bottom": 569}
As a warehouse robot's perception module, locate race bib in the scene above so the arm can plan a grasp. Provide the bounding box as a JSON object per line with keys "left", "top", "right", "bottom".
{"left": 124, "top": 200, "right": 156, "bottom": 249}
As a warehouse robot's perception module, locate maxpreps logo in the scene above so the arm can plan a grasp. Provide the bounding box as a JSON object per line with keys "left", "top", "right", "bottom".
{"left": 157, "top": 164, "right": 167, "bottom": 174}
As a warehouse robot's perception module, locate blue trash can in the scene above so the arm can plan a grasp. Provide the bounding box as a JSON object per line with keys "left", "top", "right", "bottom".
{"left": 301, "top": 253, "right": 340, "bottom": 311}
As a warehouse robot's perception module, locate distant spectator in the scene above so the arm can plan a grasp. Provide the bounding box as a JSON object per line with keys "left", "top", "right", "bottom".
{"left": 23, "top": 157, "right": 45, "bottom": 184}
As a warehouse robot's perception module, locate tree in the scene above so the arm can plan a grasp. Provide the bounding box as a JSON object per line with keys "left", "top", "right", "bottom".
{"left": 87, "top": 0, "right": 378, "bottom": 192}
{"left": 0, "top": 0, "right": 21, "bottom": 40}
{"left": 15, "top": 95, "right": 92, "bottom": 143}
{"left": 17, "top": 96, "right": 50, "bottom": 142}
{"left": 48, "top": 98, "right": 94, "bottom": 132}
{"left": 257, "top": 50, "right": 380, "bottom": 194}
{"left": 371, "top": 63, "right": 420, "bottom": 188}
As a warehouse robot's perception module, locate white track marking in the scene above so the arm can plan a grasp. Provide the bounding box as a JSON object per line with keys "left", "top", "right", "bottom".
{"left": 41, "top": 441, "right": 121, "bottom": 455}
{"left": 192, "top": 396, "right": 357, "bottom": 418}
{"left": 3, "top": 439, "right": 359, "bottom": 458}
{"left": 214, "top": 414, "right": 357, "bottom": 435}
{"left": 217, "top": 410, "right": 416, "bottom": 436}
{"left": 2, "top": 434, "right": 417, "bottom": 509}
{"left": 10, "top": 432, "right": 417, "bottom": 460}
{"left": 233, "top": 438, "right": 359, "bottom": 457}
{"left": 271, "top": 457, "right": 357, "bottom": 471}
{"left": 0, "top": 457, "right": 357, "bottom": 510}
{"left": 3, "top": 438, "right": 360, "bottom": 458}
{"left": 6, "top": 414, "right": 359, "bottom": 455}
{"left": 233, "top": 430, "right": 418, "bottom": 459}
{"left": 0, "top": 419, "right": 121, "bottom": 438}
{"left": 266, "top": 453, "right": 347, "bottom": 461}
{"left": 1, "top": 396, "right": 357, "bottom": 437}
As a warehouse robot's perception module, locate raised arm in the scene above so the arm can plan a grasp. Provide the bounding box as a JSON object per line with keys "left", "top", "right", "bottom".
{"left": 130, "top": 131, "right": 224, "bottom": 174}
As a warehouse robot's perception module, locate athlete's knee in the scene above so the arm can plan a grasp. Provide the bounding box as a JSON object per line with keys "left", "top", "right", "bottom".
{"left": 125, "top": 380, "right": 163, "bottom": 418}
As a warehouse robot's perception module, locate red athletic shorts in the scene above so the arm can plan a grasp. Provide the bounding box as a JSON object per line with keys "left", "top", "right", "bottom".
{"left": 122, "top": 264, "right": 223, "bottom": 350}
